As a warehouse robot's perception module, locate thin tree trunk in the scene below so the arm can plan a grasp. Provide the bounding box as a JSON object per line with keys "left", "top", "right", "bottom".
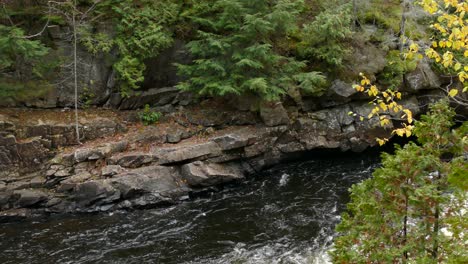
{"left": 399, "top": 0, "right": 409, "bottom": 52}
{"left": 432, "top": 172, "right": 441, "bottom": 260}
{"left": 353, "top": 0, "right": 358, "bottom": 28}
{"left": 403, "top": 194, "right": 409, "bottom": 262}
{"left": 72, "top": 0, "right": 81, "bottom": 144}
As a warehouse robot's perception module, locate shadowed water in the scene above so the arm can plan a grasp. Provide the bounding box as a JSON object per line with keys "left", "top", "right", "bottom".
{"left": 0, "top": 154, "right": 379, "bottom": 264}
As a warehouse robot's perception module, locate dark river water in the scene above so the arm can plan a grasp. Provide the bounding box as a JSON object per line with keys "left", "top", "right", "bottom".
{"left": 0, "top": 154, "right": 379, "bottom": 264}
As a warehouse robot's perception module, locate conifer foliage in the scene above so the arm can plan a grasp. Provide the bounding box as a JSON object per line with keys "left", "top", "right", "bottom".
{"left": 176, "top": 0, "right": 326, "bottom": 101}
{"left": 299, "top": 2, "right": 352, "bottom": 68}
{"left": 104, "top": 0, "right": 180, "bottom": 97}
{"left": 0, "top": 24, "right": 51, "bottom": 101}
{"left": 332, "top": 100, "right": 468, "bottom": 263}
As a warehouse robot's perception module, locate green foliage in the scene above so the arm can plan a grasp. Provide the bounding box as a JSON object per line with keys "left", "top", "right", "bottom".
{"left": 177, "top": 0, "right": 326, "bottom": 101}
{"left": 298, "top": 2, "right": 352, "bottom": 68}
{"left": 139, "top": 104, "right": 162, "bottom": 125}
{"left": 0, "top": 25, "right": 52, "bottom": 101}
{"left": 79, "top": 27, "right": 114, "bottom": 55}
{"left": 80, "top": 86, "right": 95, "bottom": 109}
{"left": 113, "top": 56, "right": 146, "bottom": 98}
{"left": 379, "top": 50, "right": 419, "bottom": 90}
{"left": 356, "top": 0, "right": 428, "bottom": 41}
{"left": 0, "top": 79, "right": 52, "bottom": 103}
{"left": 0, "top": 25, "right": 49, "bottom": 71}
{"left": 332, "top": 100, "right": 468, "bottom": 263}
{"left": 98, "top": 0, "right": 180, "bottom": 96}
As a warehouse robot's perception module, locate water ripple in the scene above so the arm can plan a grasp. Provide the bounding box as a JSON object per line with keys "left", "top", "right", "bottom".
{"left": 0, "top": 154, "right": 378, "bottom": 264}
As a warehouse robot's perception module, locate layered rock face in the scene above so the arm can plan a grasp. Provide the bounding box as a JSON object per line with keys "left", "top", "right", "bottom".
{"left": 0, "top": 95, "right": 428, "bottom": 221}
{"left": 0, "top": 31, "right": 445, "bottom": 220}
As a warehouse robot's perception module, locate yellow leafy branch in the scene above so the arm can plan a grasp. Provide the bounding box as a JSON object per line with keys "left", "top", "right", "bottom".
{"left": 419, "top": 0, "right": 468, "bottom": 93}
{"left": 351, "top": 74, "right": 415, "bottom": 146}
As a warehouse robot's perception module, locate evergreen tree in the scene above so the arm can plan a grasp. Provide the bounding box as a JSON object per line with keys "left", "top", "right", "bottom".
{"left": 176, "top": 0, "right": 326, "bottom": 101}
{"left": 298, "top": 1, "right": 352, "bottom": 69}
{"left": 100, "top": 0, "right": 180, "bottom": 97}
{"left": 0, "top": 6, "right": 52, "bottom": 103}
{"left": 332, "top": 100, "right": 468, "bottom": 263}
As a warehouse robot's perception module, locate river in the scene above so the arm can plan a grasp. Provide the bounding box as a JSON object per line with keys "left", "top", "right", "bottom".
{"left": 0, "top": 154, "right": 379, "bottom": 264}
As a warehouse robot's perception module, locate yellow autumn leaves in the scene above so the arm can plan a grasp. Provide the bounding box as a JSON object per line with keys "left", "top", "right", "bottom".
{"left": 351, "top": 74, "right": 413, "bottom": 146}
{"left": 352, "top": 0, "right": 466, "bottom": 146}
{"left": 419, "top": 0, "right": 468, "bottom": 93}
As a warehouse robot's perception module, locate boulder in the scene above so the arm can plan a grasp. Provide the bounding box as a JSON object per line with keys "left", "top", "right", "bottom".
{"left": 58, "top": 172, "right": 93, "bottom": 192}
{"left": 301, "top": 135, "right": 340, "bottom": 150}
{"left": 74, "top": 141, "right": 128, "bottom": 163}
{"left": 0, "top": 191, "right": 13, "bottom": 209}
{"left": 108, "top": 152, "right": 156, "bottom": 168}
{"left": 306, "top": 105, "right": 354, "bottom": 135}
{"left": 166, "top": 127, "right": 185, "bottom": 144}
{"left": 101, "top": 165, "right": 125, "bottom": 177}
{"left": 260, "top": 102, "right": 290, "bottom": 127}
{"left": 155, "top": 142, "right": 222, "bottom": 165}
{"left": 118, "top": 87, "right": 180, "bottom": 110}
{"left": 0, "top": 208, "right": 31, "bottom": 223}
{"left": 349, "top": 43, "right": 387, "bottom": 79}
{"left": 404, "top": 60, "right": 441, "bottom": 92}
{"left": 330, "top": 79, "right": 357, "bottom": 98}
{"left": 30, "top": 176, "right": 46, "bottom": 188}
{"left": 13, "top": 189, "right": 48, "bottom": 208}
{"left": 131, "top": 126, "right": 167, "bottom": 144}
{"left": 72, "top": 181, "right": 119, "bottom": 206}
{"left": 81, "top": 118, "right": 127, "bottom": 141}
{"left": 54, "top": 168, "right": 72, "bottom": 178}
{"left": 109, "top": 166, "right": 182, "bottom": 199}
{"left": 349, "top": 137, "right": 371, "bottom": 152}
{"left": 181, "top": 161, "right": 244, "bottom": 187}
{"left": 0, "top": 134, "right": 19, "bottom": 177}
{"left": 211, "top": 134, "right": 251, "bottom": 151}
{"left": 227, "top": 93, "right": 260, "bottom": 111}
{"left": 16, "top": 138, "right": 52, "bottom": 173}
{"left": 184, "top": 109, "right": 228, "bottom": 127}
{"left": 7, "top": 181, "right": 31, "bottom": 190}
{"left": 400, "top": 96, "right": 421, "bottom": 115}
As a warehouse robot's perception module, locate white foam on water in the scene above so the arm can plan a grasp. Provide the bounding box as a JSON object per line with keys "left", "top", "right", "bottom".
{"left": 279, "top": 173, "right": 290, "bottom": 187}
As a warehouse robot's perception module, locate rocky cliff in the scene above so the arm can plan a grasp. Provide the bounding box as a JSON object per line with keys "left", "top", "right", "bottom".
{"left": 0, "top": 11, "right": 449, "bottom": 221}
{"left": 0, "top": 83, "right": 440, "bottom": 222}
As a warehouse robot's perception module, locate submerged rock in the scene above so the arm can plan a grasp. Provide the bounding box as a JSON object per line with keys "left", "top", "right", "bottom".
{"left": 0, "top": 208, "right": 32, "bottom": 222}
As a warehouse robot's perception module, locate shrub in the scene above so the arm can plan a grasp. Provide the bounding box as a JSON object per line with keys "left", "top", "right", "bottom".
{"left": 138, "top": 104, "right": 162, "bottom": 125}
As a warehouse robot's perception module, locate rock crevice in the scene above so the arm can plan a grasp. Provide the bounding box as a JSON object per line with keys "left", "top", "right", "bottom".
{"left": 0, "top": 96, "right": 426, "bottom": 221}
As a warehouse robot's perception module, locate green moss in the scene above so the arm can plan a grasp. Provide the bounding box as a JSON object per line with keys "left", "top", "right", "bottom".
{"left": 359, "top": 0, "right": 402, "bottom": 33}
{"left": 379, "top": 50, "right": 418, "bottom": 90}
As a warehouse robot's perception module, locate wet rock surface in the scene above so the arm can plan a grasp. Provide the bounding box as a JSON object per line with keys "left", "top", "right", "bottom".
{"left": 0, "top": 93, "right": 433, "bottom": 221}
{"left": 181, "top": 161, "right": 244, "bottom": 187}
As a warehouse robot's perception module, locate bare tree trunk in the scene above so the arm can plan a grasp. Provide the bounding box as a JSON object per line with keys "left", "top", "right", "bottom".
{"left": 72, "top": 0, "right": 81, "bottom": 144}
{"left": 353, "top": 0, "right": 358, "bottom": 28}
{"left": 399, "top": 0, "right": 409, "bottom": 52}
{"left": 403, "top": 195, "right": 409, "bottom": 262}
{"left": 432, "top": 172, "right": 441, "bottom": 260}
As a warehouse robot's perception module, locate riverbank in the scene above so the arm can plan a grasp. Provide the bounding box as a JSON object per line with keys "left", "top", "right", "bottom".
{"left": 0, "top": 155, "right": 379, "bottom": 263}
{"left": 0, "top": 94, "right": 426, "bottom": 221}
